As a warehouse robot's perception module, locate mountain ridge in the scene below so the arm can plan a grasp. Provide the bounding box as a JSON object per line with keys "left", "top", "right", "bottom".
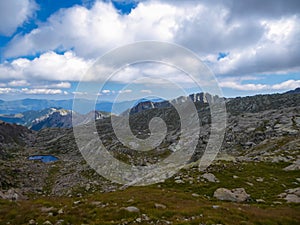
{"left": 1, "top": 87, "right": 299, "bottom": 114}
{"left": 0, "top": 108, "right": 110, "bottom": 131}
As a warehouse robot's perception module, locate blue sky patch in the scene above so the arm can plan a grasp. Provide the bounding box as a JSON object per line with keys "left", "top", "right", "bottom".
{"left": 111, "top": 0, "right": 138, "bottom": 14}
{"left": 217, "top": 52, "right": 229, "bottom": 61}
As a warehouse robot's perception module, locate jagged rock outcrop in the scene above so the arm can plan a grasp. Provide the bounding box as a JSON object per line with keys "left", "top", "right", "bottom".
{"left": 130, "top": 92, "right": 221, "bottom": 114}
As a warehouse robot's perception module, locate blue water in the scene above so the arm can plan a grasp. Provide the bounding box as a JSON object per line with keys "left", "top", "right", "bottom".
{"left": 28, "top": 155, "right": 59, "bottom": 163}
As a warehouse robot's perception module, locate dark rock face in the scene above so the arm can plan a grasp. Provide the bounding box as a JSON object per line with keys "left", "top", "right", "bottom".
{"left": 0, "top": 120, "right": 35, "bottom": 160}
{"left": 0, "top": 121, "right": 35, "bottom": 147}
{"left": 285, "top": 87, "right": 300, "bottom": 94}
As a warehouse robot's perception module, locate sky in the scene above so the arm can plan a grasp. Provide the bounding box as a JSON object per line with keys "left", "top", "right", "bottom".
{"left": 0, "top": 0, "right": 299, "bottom": 101}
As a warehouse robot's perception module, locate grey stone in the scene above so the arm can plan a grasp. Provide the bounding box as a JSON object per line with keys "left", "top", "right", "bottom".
{"left": 154, "top": 203, "right": 167, "bottom": 209}
{"left": 58, "top": 208, "right": 64, "bottom": 214}
{"left": 213, "top": 188, "right": 250, "bottom": 202}
{"left": 283, "top": 159, "right": 300, "bottom": 171}
{"left": 43, "top": 221, "right": 53, "bottom": 225}
{"left": 286, "top": 187, "right": 300, "bottom": 196}
{"left": 285, "top": 194, "right": 300, "bottom": 203}
{"left": 175, "top": 179, "right": 184, "bottom": 184}
{"left": 28, "top": 219, "right": 36, "bottom": 225}
{"left": 256, "top": 199, "right": 265, "bottom": 203}
{"left": 256, "top": 177, "right": 264, "bottom": 182}
{"left": 201, "top": 173, "right": 219, "bottom": 183}
{"left": 124, "top": 206, "right": 140, "bottom": 213}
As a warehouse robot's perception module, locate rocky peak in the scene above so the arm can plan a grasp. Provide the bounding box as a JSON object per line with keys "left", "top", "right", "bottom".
{"left": 130, "top": 92, "right": 220, "bottom": 114}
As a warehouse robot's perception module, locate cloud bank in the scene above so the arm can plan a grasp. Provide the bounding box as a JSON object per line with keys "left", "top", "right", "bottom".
{"left": 0, "top": 0, "right": 299, "bottom": 95}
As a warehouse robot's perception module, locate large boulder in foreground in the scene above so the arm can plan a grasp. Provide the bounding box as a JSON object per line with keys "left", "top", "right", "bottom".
{"left": 213, "top": 188, "right": 250, "bottom": 202}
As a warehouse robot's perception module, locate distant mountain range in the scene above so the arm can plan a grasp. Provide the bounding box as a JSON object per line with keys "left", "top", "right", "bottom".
{"left": 0, "top": 88, "right": 299, "bottom": 131}
{"left": 0, "top": 97, "right": 165, "bottom": 115}
{"left": 1, "top": 89, "right": 298, "bottom": 115}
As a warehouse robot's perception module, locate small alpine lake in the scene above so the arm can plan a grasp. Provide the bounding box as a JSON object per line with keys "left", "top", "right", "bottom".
{"left": 28, "top": 155, "right": 59, "bottom": 163}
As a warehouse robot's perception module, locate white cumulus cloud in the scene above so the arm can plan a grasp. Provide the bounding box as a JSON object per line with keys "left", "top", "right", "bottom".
{"left": 0, "top": 51, "right": 92, "bottom": 81}
{"left": 8, "top": 80, "right": 30, "bottom": 87}
{"left": 0, "top": 0, "right": 299, "bottom": 95}
{"left": 119, "top": 89, "right": 132, "bottom": 94}
{"left": 140, "top": 89, "right": 152, "bottom": 94}
{"left": 21, "top": 88, "right": 65, "bottom": 95}
{"left": 0, "top": 0, "right": 38, "bottom": 36}
{"left": 219, "top": 79, "right": 300, "bottom": 91}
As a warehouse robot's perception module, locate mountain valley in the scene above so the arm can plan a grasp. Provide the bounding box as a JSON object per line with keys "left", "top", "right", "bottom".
{"left": 0, "top": 90, "right": 300, "bottom": 224}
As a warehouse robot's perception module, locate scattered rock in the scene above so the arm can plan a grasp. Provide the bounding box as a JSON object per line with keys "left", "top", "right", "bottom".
{"left": 43, "top": 221, "right": 52, "bottom": 225}
{"left": 28, "top": 219, "right": 36, "bottom": 225}
{"left": 256, "top": 199, "right": 265, "bottom": 203}
{"left": 278, "top": 187, "right": 300, "bottom": 203}
{"left": 175, "top": 179, "right": 184, "bottom": 184}
{"left": 154, "top": 203, "right": 167, "bottom": 209}
{"left": 201, "top": 173, "right": 219, "bottom": 183}
{"left": 192, "top": 193, "right": 200, "bottom": 197}
{"left": 124, "top": 206, "right": 140, "bottom": 213}
{"left": 40, "top": 207, "right": 55, "bottom": 213}
{"left": 213, "top": 188, "right": 250, "bottom": 202}
{"left": 233, "top": 175, "right": 239, "bottom": 179}
{"left": 245, "top": 182, "right": 254, "bottom": 186}
{"left": 256, "top": 177, "right": 264, "bottom": 182}
{"left": 58, "top": 208, "right": 64, "bottom": 214}
{"left": 244, "top": 142, "right": 256, "bottom": 148}
{"left": 55, "top": 220, "right": 64, "bottom": 225}
{"left": 286, "top": 187, "right": 300, "bottom": 196}
{"left": 283, "top": 159, "right": 300, "bottom": 171}
{"left": 0, "top": 188, "right": 25, "bottom": 201}
{"left": 91, "top": 201, "right": 102, "bottom": 206}
{"left": 271, "top": 156, "right": 290, "bottom": 163}
{"left": 85, "top": 183, "right": 91, "bottom": 191}
{"left": 285, "top": 194, "right": 300, "bottom": 203}
{"left": 141, "top": 214, "right": 150, "bottom": 221}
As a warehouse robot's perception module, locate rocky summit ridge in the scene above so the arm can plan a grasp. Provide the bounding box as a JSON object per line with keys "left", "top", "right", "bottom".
{"left": 129, "top": 92, "right": 221, "bottom": 114}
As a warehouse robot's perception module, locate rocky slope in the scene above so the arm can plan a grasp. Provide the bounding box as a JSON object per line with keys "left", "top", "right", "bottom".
{"left": 0, "top": 121, "right": 35, "bottom": 158}
{"left": 0, "top": 97, "right": 299, "bottom": 224}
